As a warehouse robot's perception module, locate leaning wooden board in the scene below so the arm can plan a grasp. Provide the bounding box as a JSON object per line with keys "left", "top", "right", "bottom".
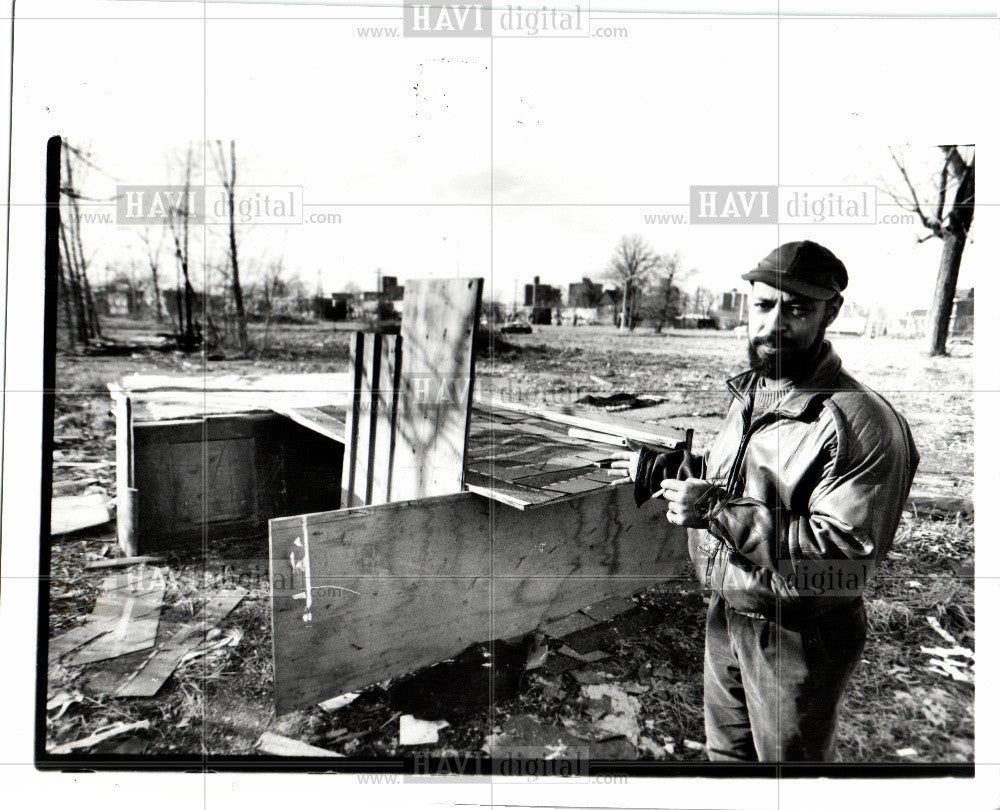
{"left": 391, "top": 277, "right": 483, "bottom": 501}
{"left": 269, "top": 485, "right": 688, "bottom": 714}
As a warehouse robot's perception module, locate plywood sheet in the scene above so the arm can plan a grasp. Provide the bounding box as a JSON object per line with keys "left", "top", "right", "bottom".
{"left": 391, "top": 278, "right": 482, "bottom": 500}
{"left": 269, "top": 486, "right": 687, "bottom": 713}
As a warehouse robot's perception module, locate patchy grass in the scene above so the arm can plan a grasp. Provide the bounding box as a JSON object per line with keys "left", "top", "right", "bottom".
{"left": 45, "top": 319, "right": 973, "bottom": 763}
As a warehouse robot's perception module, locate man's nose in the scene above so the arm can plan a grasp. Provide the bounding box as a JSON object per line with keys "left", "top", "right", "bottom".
{"left": 758, "top": 306, "right": 788, "bottom": 338}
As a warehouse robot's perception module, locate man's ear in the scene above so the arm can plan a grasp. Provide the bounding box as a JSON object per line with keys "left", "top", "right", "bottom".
{"left": 822, "top": 294, "right": 843, "bottom": 327}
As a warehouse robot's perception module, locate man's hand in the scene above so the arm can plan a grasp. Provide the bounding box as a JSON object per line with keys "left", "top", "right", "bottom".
{"left": 609, "top": 451, "right": 640, "bottom": 481}
{"left": 658, "top": 478, "right": 720, "bottom": 527}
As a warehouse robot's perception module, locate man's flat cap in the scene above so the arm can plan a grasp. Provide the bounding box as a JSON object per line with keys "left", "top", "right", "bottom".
{"left": 742, "top": 240, "right": 848, "bottom": 300}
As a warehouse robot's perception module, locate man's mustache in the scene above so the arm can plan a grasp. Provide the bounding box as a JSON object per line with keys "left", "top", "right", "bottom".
{"left": 751, "top": 337, "right": 797, "bottom": 349}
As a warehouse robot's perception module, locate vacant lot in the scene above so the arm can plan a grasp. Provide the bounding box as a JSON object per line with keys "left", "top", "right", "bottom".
{"left": 46, "top": 319, "right": 973, "bottom": 763}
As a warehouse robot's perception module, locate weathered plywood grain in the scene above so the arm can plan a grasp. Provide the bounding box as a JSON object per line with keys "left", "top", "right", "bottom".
{"left": 391, "top": 278, "right": 482, "bottom": 500}
{"left": 269, "top": 486, "right": 686, "bottom": 713}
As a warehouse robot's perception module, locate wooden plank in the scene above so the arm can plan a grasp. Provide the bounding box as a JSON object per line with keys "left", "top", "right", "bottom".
{"left": 270, "top": 406, "right": 345, "bottom": 443}
{"left": 391, "top": 278, "right": 483, "bottom": 501}
{"left": 513, "top": 467, "right": 596, "bottom": 488}
{"left": 114, "top": 589, "right": 245, "bottom": 697}
{"left": 340, "top": 333, "right": 402, "bottom": 507}
{"left": 463, "top": 470, "right": 564, "bottom": 509}
{"left": 268, "top": 485, "right": 687, "bottom": 713}
{"left": 566, "top": 427, "right": 628, "bottom": 447}
{"left": 257, "top": 731, "right": 344, "bottom": 758}
{"left": 546, "top": 476, "right": 609, "bottom": 495}
{"left": 581, "top": 595, "right": 639, "bottom": 623}
{"left": 540, "top": 611, "right": 599, "bottom": 639}
{"left": 51, "top": 493, "right": 112, "bottom": 535}
{"left": 85, "top": 555, "right": 164, "bottom": 570}
{"left": 341, "top": 333, "right": 364, "bottom": 509}
{"left": 62, "top": 570, "right": 166, "bottom": 665}
{"left": 112, "top": 391, "right": 136, "bottom": 555}
{"left": 479, "top": 397, "right": 685, "bottom": 448}
{"left": 354, "top": 335, "right": 380, "bottom": 506}
{"left": 370, "top": 334, "right": 401, "bottom": 505}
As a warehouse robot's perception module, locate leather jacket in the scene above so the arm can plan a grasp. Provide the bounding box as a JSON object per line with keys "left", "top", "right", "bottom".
{"left": 687, "top": 341, "right": 919, "bottom": 619}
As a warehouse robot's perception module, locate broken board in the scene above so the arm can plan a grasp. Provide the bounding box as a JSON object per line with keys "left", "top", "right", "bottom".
{"left": 51, "top": 569, "right": 165, "bottom": 665}
{"left": 269, "top": 484, "right": 687, "bottom": 713}
{"left": 114, "top": 589, "right": 246, "bottom": 697}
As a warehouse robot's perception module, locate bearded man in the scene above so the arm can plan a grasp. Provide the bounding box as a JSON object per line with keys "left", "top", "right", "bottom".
{"left": 615, "top": 240, "right": 919, "bottom": 762}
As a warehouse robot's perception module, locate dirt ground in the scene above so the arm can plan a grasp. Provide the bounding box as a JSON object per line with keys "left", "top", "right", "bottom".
{"left": 44, "top": 318, "right": 974, "bottom": 763}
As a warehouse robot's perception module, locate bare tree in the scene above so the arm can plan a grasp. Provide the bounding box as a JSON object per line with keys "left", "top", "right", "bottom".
{"left": 605, "top": 235, "right": 662, "bottom": 331}
{"left": 136, "top": 226, "right": 166, "bottom": 323}
{"left": 59, "top": 144, "right": 102, "bottom": 344}
{"left": 165, "top": 144, "right": 199, "bottom": 350}
{"left": 639, "top": 251, "right": 691, "bottom": 332}
{"left": 257, "top": 255, "right": 287, "bottom": 355}
{"left": 211, "top": 140, "right": 250, "bottom": 353}
{"left": 887, "top": 145, "right": 975, "bottom": 356}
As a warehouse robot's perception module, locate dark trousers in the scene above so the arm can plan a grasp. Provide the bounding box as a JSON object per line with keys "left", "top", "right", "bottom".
{"left": 703, "top": 592, "right": 866, "bottom": 762}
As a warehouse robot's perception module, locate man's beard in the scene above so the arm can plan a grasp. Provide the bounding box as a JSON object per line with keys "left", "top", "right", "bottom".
{"left": 747, "top": 332, "right": 825, "bottom": 380}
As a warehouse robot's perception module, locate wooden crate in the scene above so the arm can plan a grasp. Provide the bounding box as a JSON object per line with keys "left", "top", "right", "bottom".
{"left": 115, "top": 405, "right": 344, "bottom": 555}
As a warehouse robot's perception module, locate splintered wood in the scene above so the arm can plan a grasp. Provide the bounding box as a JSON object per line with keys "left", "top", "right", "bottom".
{"left": 268, "top": 486, "right": 688, "bottom": 713}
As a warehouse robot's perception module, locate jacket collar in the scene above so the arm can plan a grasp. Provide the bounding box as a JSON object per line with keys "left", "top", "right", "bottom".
{"left": 725, "top": 340, "right": 844, "bottom": 419}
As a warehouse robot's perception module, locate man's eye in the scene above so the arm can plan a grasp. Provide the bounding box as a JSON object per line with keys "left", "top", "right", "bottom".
{"left": 790, "top": 307, "right": 812, "bottom": 317}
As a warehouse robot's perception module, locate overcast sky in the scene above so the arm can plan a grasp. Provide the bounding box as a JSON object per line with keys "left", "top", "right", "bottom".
{"left": 11, "top": 0, "right": 993, "bottom": 313}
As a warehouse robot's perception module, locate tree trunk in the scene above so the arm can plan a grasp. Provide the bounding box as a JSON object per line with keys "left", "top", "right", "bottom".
{"left": 149, "top": 263, "right": 164, "bottom": 322}
{"left": 59, "top": 223, "right": 89, "bottom": 345}
{"left": 926, "top": 153, "right": 974, "bottom": 356}
{"left": 926, "top": 230, "right": 966, "bottom": 356}
{"left": 226, "top": 141, "right": 249, "bottom": 353}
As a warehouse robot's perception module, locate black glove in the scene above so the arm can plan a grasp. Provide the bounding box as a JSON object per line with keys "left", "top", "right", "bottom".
{"left": 633, "top": 444, "right": 706, "bottom": 507}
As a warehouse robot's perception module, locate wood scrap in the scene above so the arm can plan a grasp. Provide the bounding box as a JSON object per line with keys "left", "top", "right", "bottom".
{"left": 479, "top": 398, "right": 684, "bottom": 448}
{"left": 270, "top": 405, "right": 346, "bottom": 443}
{"left": 399, "top": 715, "right": 449, "bottom": 745}
{"left": 53, "top": 570, "right": 165, "bottom": 665}
{"left": 464, "top": 470, "right": 565, "bottom": 509}
{"left": 318, "top": 692, "right": 360, "bottom": 713}
{"left": 114, "top": 589, "right": 246, "bottom": 697}
{"left": 85, "top": 555, "right": 164, "bottom": 570}
{"left": 49, "top": 720, "right": 151, "bottom": 755}
{"left": 256, "top": 731, "right": 345, "bottom": 757}
{"left": 547, "top": 477, "right": 608, "bottom": 495}
{"left": 513, "top": 466, "right": 595, "bottom": 488}
{"left": 566, "top": 427, "right": 628, "bottom": 447}
{"left": 558, "top": 645, "right": 610, "bottom": 663}
{"left": 581, "top": 595, "right": 637, "bottom": 623}
{"left": 50, "top": 493, "right": 112, "bottom": 535}
{"left": 540, "top": 612, "right": 598, "bottom": 639}
{"left": 52, "top": 477, "right": 98, "bottom": 495}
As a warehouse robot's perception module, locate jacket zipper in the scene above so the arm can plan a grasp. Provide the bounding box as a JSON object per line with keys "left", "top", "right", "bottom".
{"left": 714, "top": 394, "right": 782, "bottom": 594}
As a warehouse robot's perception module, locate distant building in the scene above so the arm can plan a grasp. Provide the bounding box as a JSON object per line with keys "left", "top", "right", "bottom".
{"left": 381, "top": 275, "right": 405, "bottom": 303}
{"left": 524, "top": 276, "right": 562, "bottom": 308}
{"left": 952, "top": 288, "right": 973, "bottom": 338}
{"left": 568, "top": 277, "right": 603, "bottom": 309}
{"left": 712, "top": 288, "right": 748, "bottom": 330}
{"left": 595, "top": 289, "right": 621, "bottom": 325}
{"left": 827, "top": 301, "right": 868, "bottom": 335}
